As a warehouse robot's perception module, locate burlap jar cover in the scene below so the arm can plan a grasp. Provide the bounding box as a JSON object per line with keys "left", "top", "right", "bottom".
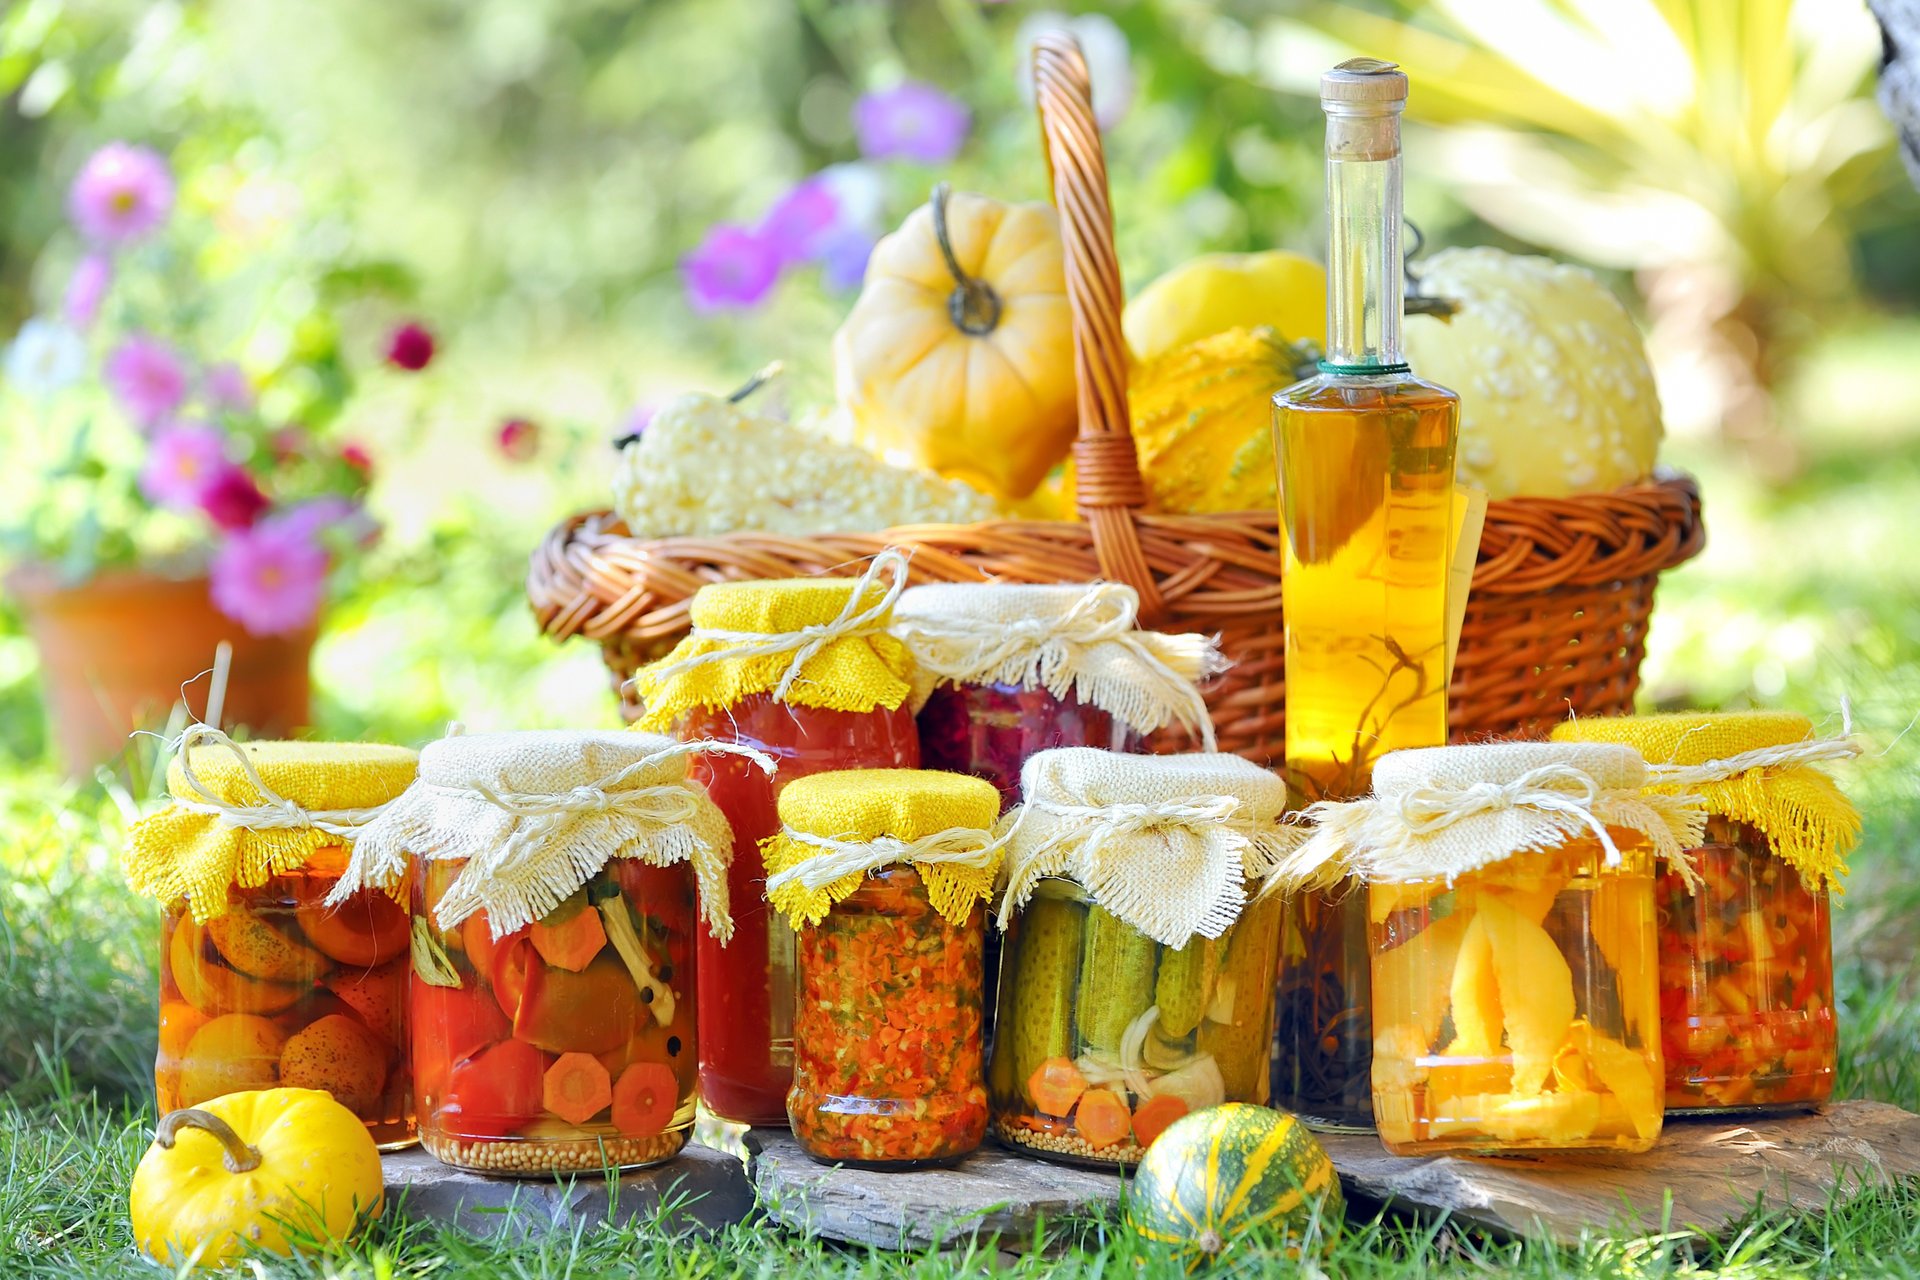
{"left": 1274, "top": 741, "right": 1709, "bottom": 890}
{"left": 997, "top": 747, "right": 1299, "bottom": 945}
{"left": 628, "top": 550, "right": 917, "bottom": 730}
{"left": 124, "top": 726, "right": 419, "bottom": 919}
{"left": 763, "top": 769, "right": 1005, "bottom": 929}
{"left": 890, "top": 582, "right": 1225, "bottom": 748}
{"left": 332, "top": 729, "right": 753, "bottom": 941}
{"left": 1551, "top": 710, "right": 1861, "bottom": 889}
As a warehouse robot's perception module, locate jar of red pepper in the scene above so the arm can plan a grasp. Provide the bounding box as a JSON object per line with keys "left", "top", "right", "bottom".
{"left": 334, "top": 729, "right": 744, "bottom": 1174}
{"left": 1553, "top": 712, "right": 1861, "bottom": 1114}
{"left": 627, "top": 552, "right": 921, "bottom": 1125}
{"left": 764, "top": 768, "right": 1002, "bottom": 1167}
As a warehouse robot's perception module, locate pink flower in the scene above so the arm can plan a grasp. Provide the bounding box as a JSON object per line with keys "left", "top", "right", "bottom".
{"left": 497, "top": 417, "right": 540, "bottom": 462}
{"left": 681, "top": 224, "right": 781, "bottom": 312}
{"left": 197, "top": 464, "right": 270, "bottom": 532}
{"left": 210, "top": 516, "right": 329, "bottom": 636}
{"left": 339, "top": 442, "right": 374, "bottom": 476}
{"left": 852, "top": 82, "right": 970, "bottom": 164}
{"left": 138, "top": 422, "right": 228, "bottom": 509}
{"left": 278, "top": 495, "right": 355, "bottom": 540}
{"left": 105, "top": 335, "right": 189, "bottom": 429}
{"left": 759, "top": 179, "right": 842, "bottom": 266}
{"left": 385, "top": 322, "right": 435, "bottom": 371}
{"left": 68, "top": 143, "right": 175, "bottom": 245}
{"left": 203, "top": 361, "right": 254, "bottom": 413}
{"left": 63, "top": 254, "right": 113, "bottom": 329}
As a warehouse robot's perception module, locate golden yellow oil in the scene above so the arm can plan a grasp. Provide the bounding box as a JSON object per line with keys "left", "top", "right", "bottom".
{"left": 1275, "top": 374, "right": 1459, "bottom": 802}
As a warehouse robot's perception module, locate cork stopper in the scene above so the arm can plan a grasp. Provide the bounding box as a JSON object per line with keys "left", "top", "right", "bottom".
{"left": 1321, "top": 57, "right": 1408, "bottom": 111}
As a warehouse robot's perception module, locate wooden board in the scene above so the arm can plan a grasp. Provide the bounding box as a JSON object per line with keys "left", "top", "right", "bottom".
{"left": 1318, "top": 1100, "right": 1920, "bottom": 1243}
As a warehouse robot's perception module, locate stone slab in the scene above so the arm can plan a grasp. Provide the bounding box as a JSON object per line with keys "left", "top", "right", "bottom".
{"left": 384, "top": 1142, "right": 754, "bottom": 1238}
{"left": 1319, "top": 1100, "right": 1920, "bottom": 1244}
{"left": 748, "top": 1129, "right": 1122, "bottom": 1251}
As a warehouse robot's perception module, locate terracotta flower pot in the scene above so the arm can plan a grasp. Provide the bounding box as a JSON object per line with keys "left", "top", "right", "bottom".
{"left": 7, "top": 564, "right": 315, "bottom": 775}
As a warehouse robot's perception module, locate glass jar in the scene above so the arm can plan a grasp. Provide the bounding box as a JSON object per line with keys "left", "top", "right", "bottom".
{"left": 157, "top": 849, "right": 414, "bottom": 1148}
{"left": 1270, "top": 883, "right": 1374, "bottom": 1131}
{"left": 679, "top": 693, "right": 919, "bottom": 1125}
{"left": 1367, "top": 834, "right": 1663, "bottom": 1156}
{"left": 790, "top": 866, "right": 987, "bottom": 1166}
{"left": 1659, "top": 817, "right": 1835, "bottom": 1113}
{"left": 916, "top": 682, "right": 1137, "bottom": 811}
{"left": 987, "top": 879, "right": 1282, "bottom": 1168}
{"left": 411, "top": 857, "right": 698, "bottom": 1173}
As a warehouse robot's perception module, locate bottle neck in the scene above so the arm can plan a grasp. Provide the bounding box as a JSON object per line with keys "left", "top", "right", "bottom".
{"left": 1322, "top": 110, "right": 1406, "bottom": 375}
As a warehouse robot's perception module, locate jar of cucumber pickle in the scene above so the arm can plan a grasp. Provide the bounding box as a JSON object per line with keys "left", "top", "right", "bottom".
{"left": 988, "top": 749, "right": 1298, "bottom": 1168}
{"left": 765, "top": 769, "right": 1003, "bottom": 1168}
{"left": 1553, "top": 712, "right": 1860, "bottom": 1115}
{"left": 628, "top": 553, "right": 921, "bottom": 1126}
{"left": 334, "top": 729, "right": 744, "bottom": 1175}
{"left": 1279, "top": 742, "right": 1708, "bottom": 1156}
{"left": 123, "top": 730, "right": 420, "bottom": 1148}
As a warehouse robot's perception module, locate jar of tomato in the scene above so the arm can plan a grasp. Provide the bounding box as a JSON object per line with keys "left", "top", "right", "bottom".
{"left": 765, "top": 769, "right": 1001, "bottom": 1167}
{"left": 987, "top": 749, "right": 1295, "bottom": 1168}
{"left": 1553, "top": 712, "right": 1859, "bottom": 1114}
{"left": 335, "top": 729, "right": 739, "bottom": 1174}
{"left": 1280, "top": 742, "right": 1709, "bottom": 1156}
{"left": 124, "top": 731, "right": 420, "bottom": 1148}
{"left": 629, "top": 554, "right": 920, "bottom": 1125}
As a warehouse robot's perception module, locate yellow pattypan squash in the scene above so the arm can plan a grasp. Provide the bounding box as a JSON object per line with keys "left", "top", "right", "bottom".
{"left": 832, "top": 184, "right": 1077, "bottom": 501}
{"left": 1403, "top": 246, "right": 1662, "bottom": 499}
{"left": 1123, "top": 250, "right": 1326, "bottom": 363}
{"left": 130, "top": 1088, "right": 383, "bottom": 1268}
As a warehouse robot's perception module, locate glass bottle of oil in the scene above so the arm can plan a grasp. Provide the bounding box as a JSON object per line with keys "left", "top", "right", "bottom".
{"left": 1269, "top": 58, "right": 1460, "bottom": 1131}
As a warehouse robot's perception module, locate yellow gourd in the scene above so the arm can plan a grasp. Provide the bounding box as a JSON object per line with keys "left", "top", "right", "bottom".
{"left": 129, "top": 1088, "right": 383, "bottom": 1268}
{"left": 1123, "top": 250, "right": 1326, "bottom": 363}
{"left": 1127, "top": 326, "right": 1315, "bottom": 514}
{"left": 832, "top": 183, "right": 1077, "bottom": 501}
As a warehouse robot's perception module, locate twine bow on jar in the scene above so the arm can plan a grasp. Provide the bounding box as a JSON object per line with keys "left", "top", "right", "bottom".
{"left": 167, "top": 724, "right": 391, "bottom": 839}
{"left": 763, "top": 826, "right": 1005, "bottom": 897}
{"left": 1386, "top": 762, "right": 1624, "bottom": 861}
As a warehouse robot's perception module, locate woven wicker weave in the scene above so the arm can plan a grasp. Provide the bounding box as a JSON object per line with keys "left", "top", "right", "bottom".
{"left": 526, "top": 35, "right": 1704, "bottom": 766}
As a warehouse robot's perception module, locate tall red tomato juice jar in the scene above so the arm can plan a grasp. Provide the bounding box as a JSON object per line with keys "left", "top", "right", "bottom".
{"left": 123, "top": 730, "right": 419, "bottom": 1148}
{"left": 335, "top": 729, "right": 739, "bottom": 1174}
{"left": 767, "top": 769, "right": 1002, "bottom": 1167}
{"left": 627, "top": 555, "right": 920, "bottom": 1124}
{"left": 1553, "top": 712, "right": 1859, "bottom": 1113}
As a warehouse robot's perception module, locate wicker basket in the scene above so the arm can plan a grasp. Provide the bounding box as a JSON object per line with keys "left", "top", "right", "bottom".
{"left": 526, "top": 35, "right": 1704, "bottom": 766}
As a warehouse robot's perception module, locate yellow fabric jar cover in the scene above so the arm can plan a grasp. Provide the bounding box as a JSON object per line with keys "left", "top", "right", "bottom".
{"left": 1551, "top": 710, "right": 1861, "bottom": 890}
{"left": 763, "top": 769, "right": 1003, "bottom": 929}
{"left": 124, "top": 728, "right": 418, "bottom": 922}
{"left": 629, "top": 550, "right": 916, "bottom": 731}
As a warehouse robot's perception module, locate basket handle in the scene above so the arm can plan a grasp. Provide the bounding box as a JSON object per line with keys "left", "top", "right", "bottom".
{"left": 1032, "top": 33, "right": 1165, "bottom": 619}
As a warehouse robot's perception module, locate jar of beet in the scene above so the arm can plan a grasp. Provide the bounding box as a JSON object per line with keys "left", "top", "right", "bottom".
{"left": 627, "top": 552, "right": 920, "bottom": 1126}
{"left": 334, "top": 729, "right": 741, "bottom": 1174}
{"left": 1553, "top": 711, "right": 1860, "bottom": 1114}
{"left": 124, "top": 730, "right": 420, "bottom": 1148}
{"left": 766, "top": 769, "right": 1002, "bottom": 1168}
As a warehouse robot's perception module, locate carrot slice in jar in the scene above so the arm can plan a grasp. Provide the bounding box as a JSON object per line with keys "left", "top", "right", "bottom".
{"left": 1130, "top": 1094, "right": 1189, "bottom": 1148}
{"left": 1075, "top": 1088, "right": 1133, "bottom": 1149}
{"left": 1026, "top": 1056, "right": 1088, "bottom": 1117}
{"left": 543, "top": 1051, "right": 614, "bottom": 1125}
{"left": 611, "top": 1061, "right": 679, "bottom": 1136}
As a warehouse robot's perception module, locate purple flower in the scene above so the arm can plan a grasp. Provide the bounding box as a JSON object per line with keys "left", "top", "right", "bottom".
{"left": 203, "top": 361, "right": 254, "bottom": 413}
{"left": 681, "top": 224, "right": 781, "bottom": 312}
{"left": 852, "top": 82, "right": 970, "bottom": 164}
{"left": 818, "top": 225, "right": 877, "bottom": 291}
{"left": 197, "top": 464, "right": 270, "bottom": 532}
{"left": 759, "top": 179, "right": 842, "bottom": 266}
{"left": 105, "top": 335, "right": 189, "bottom": 429}
{"left": 210, "top": 515, "right": 329, "bottom": 636}
{"left": 63, "top": 254, "right": 113, "bottom": 329}
{"left": 385, "top": 322, "right": 435, "bottom": 372}
{"left": 139, "top": 422, "right": 229, "bottom": 510}
{"left": 67, "top": 143, "right": 175, "bottom": 246}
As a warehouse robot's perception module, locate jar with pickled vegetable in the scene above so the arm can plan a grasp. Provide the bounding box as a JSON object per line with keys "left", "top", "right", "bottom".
{"left": 124, "top": 730, "right": 420, "bottom": 1148}
{"left": 333, "top": 729, "right": 740, "bottom": 1174}
{"left": 764, "top": 769, "right": 1002, "bottom": 1167}
{"left": 1278, "top": 742, "right": 1708, "bottom": 1156}
{"left": 988, "top": 749, "right": 1297, "bottom": 1168}
{"left": 1552, "top": 712, "right": 1860, "bottom": 1114}
{"left": 629, "top": 554, "right": 920, "bottom": 1125}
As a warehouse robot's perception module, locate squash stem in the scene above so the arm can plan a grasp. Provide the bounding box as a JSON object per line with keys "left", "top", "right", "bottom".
{"left": 929, "top": 182, "right": 1002, "bottom": 336}
{"left": 155, "top": 1108, "right": 264, "bottom": 1174}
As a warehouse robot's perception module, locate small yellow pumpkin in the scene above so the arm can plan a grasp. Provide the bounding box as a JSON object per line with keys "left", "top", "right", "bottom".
{"left": 832, "top": 183, "right": 1077, "bottom": 501}
{"left": 129, "top": 1088, "right": 384, "bottom": 1268}
{"left": 1123, "top": 250, "right": 1326, "bottom": 363}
